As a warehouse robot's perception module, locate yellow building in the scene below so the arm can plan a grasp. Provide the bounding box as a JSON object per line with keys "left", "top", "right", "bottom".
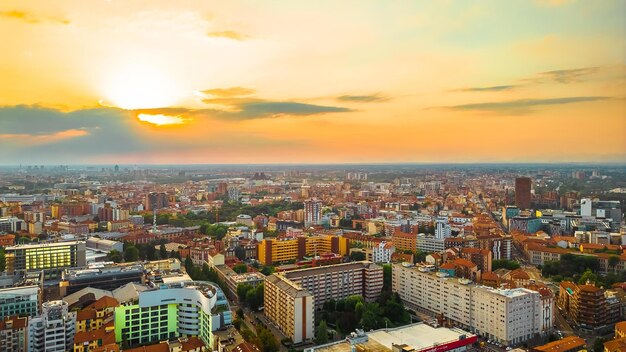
{"left": 258, "top": 235, "right": 349, "bottom": 265}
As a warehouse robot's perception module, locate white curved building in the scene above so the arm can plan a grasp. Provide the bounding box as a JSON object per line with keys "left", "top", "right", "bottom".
{"left": 28, "top": 300, "right": 76, "bottom": 352}
{"left": 114, "top": 281, "right": 231, "bottom": 348}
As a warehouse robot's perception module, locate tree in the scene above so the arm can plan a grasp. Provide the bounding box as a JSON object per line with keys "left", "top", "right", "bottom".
{"left": 234, "top": 263, "right": 248, "bottom": 274}
{"left": 349, "top": 251, "right": 366, "bottom": 261}
{"left": 578, "top": 269, "right": 598, "bottom": 285}
{"left": 107, "top": 249, "right": 123, "bottom": 263}
{"left": 235, "top": 246, "right": 246, "bottom": 261}
{"left": 236, "top": 308, "right": 244, "bottom": 319}
{"left": 146, "top": 244, "right": 157, "bottom": 260}
{"left": 316, "top": 320, "right": 329, "bottom": 345}
{"left": 0, "top": 247, "right": 5, "bottom": 272}
{"left": 382, "top": 264, "right": 392, "bottom": 291}
{"left": 256, "top": 325, "right": 279, "bottom": 352}
{"left": 493, "top": 260, "right": 521, "bottom": 271}
{"left": 608, "top": 255, "right": 620, "bottom": 270}
{"left": 170, "top": 250, "right": 181, "bottom": 259}
{"left": 260, "top": 265, "right": 274, "bottom": 276}
{"left": 185, "top": 255, "right": 194, "bottom": 273}
{"left": 159, "top": 244, "right": 168, "bottom": 259}
{"left": 594, "top": 338, "right": 607, "bottom": 352}
{"left": 124, "top": 246, "right": 139, "bottom": 262}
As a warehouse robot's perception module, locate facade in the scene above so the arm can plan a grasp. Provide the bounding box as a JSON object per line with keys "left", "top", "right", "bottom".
{"left": 372, "top": 241, "right": 395, "bottom": 263}
{"left": 0, "top": 285, "right": 41, "bottom": 319}
{"left": 392, "top": 263, "right": 543, "bottom": 345}
{"left": 304, "top": 199, "right": 322, "bottom": 227}
{"left": 85, "top": 237, "right": 124, "bottom": 252}
{"left": 145, "top": 192, "right": 169, "bottom": 211}
{"left": 264, "top": 274, "right": 315, "bottom": 344}
{"left": 282, "top": 261, "right": 383, "bottom": 309}
{"left": 4, "top": 241, "right": 87, "bottom": 274}
{"left": 0, "top": 315, "right": 28, "bottom": 352}
{"left": 113, "top": 281, "right": 231, "bottom": 349}
{"left": 515, "top": 177, "right": 532, "bottom": 210}
{"left": 392, "top": 231, "right": 417, "bottom": 252}
{"left": 416, "top": 235, "right": 446, "bottom": 253}
{"left": 435, "top": 217, "right": 451, "bottom": 240}
{"left": 28, "top": 300, "right": 77, "bottom": 352}
{"left": 257, "top": 235, "right": 349, "bottom": 265}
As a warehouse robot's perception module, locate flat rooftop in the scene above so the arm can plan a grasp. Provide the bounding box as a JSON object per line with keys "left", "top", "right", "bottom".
{"left": 368, "top": 324, "right": 474, "bottom": 351}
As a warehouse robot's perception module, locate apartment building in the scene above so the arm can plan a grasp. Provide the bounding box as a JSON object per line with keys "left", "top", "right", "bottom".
{"left": 4, "top": 241, "right": 87, "bottom": 274}
{"left": 282, "top": 261, "right": 383, "bottom": 309}
{"left": 0, "top": 285, "right": 41, "bottom": 319}
{"left": 0, "top": 315, "right": 28, "bottom": 352}
{"left": 257, "top": 235, "right": 349, "bottom": 265}
{"left": 372, "top": 241, "right": 395, "bottom": 263}
{"left": 28, "top": 300, "right": 77, "bottom": 352}
{"left": 264, "top": 274, "right": 315, "bottom": 344}
{"left": 392, "top": 231, "right": 417, "bottom": 252}
{"left": 392, "top": 263, "right": 543, "bottom": 345}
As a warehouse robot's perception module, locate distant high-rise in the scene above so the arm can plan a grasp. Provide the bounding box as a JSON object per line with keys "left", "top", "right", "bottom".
{"left": 515, "top": 177, "right": 532, "bottom": 209}
{"left": 144, "top": 192, "right": 168, "bottom": 211}
{"left": 304, "top": 198, "right": 322, "bottom": 226}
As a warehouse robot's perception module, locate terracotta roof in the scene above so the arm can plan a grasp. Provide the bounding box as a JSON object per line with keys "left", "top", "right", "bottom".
{"left": 533, "top": 336, "right": 586, "bottom": 352}
{"left": 578, "top": 284, "right": 602, "bottom": 293}
{"left": 76, "top": 308, "right": 97, "bottom": 321}
{"left": 233, "top": 342, "right": 261, "bottom": 352}
{"left": 604, "top": 337, "right": 626, "bottom": 352}
{"left": 92, "top": 344, "right": 120, "bottom": 352}
{"left": 616, "top": 321, "right": 626, "bottom": 333}
{"left": 510, "top": 269, "right": 530, "bottom": 280}
{"left": 0, "top": 315, "right": 28, "bottom": 329}
{"left": 440, "top": 262, "right": 456, "bottom": 270}
{"left": 86, "top": 296, "right": 119, "bottom": 310}
{"left": 482, "top": 271, "right": 499, "bottom": 281}
{"left": 74, "top": 327, "right": 116, "bottom": 345}
{"left": 124, "top": 342, "right": 170, "bottom": 352}
{"left": 453, "top": 258, "right": 477, "bottom": 269}
{"left": 181, "top": 336, "right": 206, "bottom": 351}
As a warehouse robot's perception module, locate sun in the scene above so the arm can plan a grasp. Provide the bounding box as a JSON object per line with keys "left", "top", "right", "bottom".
{"left": 102, "top": 65, "right": 181, "bottom": 110}
{"left": 137, "top": 113, "right": 186, "bottom": 126}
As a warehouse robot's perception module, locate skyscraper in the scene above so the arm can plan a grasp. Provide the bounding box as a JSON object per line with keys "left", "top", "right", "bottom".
{"left": 515, "top": 177, "right": 532, "bottom": 209}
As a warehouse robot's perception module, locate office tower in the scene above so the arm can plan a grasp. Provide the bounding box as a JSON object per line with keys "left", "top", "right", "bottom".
{"left": 304, "top": 198, "right": 322, "bottom": 226}
{"left": 28, "top": 300, "right": 76, "bottom": 352}
{"left": 515, "top": 177, "right": 532, "bottom": 209}
{"left": 580, "top": 198, "right": 592, "bottom": 217}
{"left": 264, "top": 274, "right": 315, "bottom": 344}
{"left": 4, "top": 241, "right": 86, "bottom": 274}
{"left": 114, "top": 281, "right": 231, "bottom": 348}
{"left": 144, "top": 192, "right": 168, "bottom": 211}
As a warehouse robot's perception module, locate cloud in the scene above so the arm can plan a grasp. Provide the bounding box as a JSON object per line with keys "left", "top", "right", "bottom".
{"left": 200, "top": 87, "right": 256, "bottom": 98}
{"left": 529, "top": 67, "right": 599, "bottom": 84}
{"left": 455, "top": 85, "right": 518, "bottom": 92}
{"left": 337, "top": 94, "right": 389, "bottom": 102}
{"left": 0, "top": 10, "right": 69, "bottom": 24}
{"left": 207, "top": 30, "right": 248, "bottom": 41}
{"left": 197, "top": 87, "right": 352, "bottom": 119}
{"left": 448, "top": 96, "right": 609, "bottom": 114}
{"left": 0, "top": 105, "right": 308, "bottom": 164}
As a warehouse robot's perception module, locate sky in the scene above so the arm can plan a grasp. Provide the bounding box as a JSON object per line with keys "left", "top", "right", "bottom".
{"left": 0, "top": 0, "right": 625, "bottom": 165}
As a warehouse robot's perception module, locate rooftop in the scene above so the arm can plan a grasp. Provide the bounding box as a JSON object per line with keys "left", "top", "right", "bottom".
{"left": 533, "top": 336, "right": 586, "bottom": 352}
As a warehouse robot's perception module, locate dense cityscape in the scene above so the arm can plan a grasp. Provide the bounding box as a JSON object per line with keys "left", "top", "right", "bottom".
{"left": 0, "top": 164, "right": 625, "bottom": 352}
{"left": 2, "top": 1, "right": 625, "bottom": 352}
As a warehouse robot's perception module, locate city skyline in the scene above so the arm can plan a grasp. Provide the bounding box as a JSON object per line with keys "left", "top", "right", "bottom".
{"left": 1, "top": 0, "right": 625, "bottom": 164}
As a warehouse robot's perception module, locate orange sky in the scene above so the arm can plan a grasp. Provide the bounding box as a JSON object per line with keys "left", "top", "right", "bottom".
{"left": 0, "top": 1, "right": 625, "bottom": 164}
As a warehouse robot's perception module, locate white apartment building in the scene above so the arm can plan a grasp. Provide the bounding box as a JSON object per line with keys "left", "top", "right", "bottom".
{"left": 435, "top": 216, "right": 451, "bottom": 240}
{"left": 416, "top": 235, "right": 446, "bottom": 253}
{"left": 372, "top": 241, "right": 395, "bottom": 263}
{"left": 392, "top": 263, "right": 542, "bottom": 346}
{"left": 28, "top": 300, "right": 76, "bottom": 352}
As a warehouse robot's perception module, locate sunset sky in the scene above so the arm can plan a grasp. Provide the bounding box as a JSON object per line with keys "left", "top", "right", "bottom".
{"left": 1, "top": 0, "right": 625, "bottom": 164}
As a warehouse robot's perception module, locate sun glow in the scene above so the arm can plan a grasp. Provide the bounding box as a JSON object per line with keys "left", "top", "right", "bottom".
{"left": 102, "top": 65, "right": 181, "bottom": 109}
{"left": 137, "top": 113, "right": 186, "bottom": 126}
